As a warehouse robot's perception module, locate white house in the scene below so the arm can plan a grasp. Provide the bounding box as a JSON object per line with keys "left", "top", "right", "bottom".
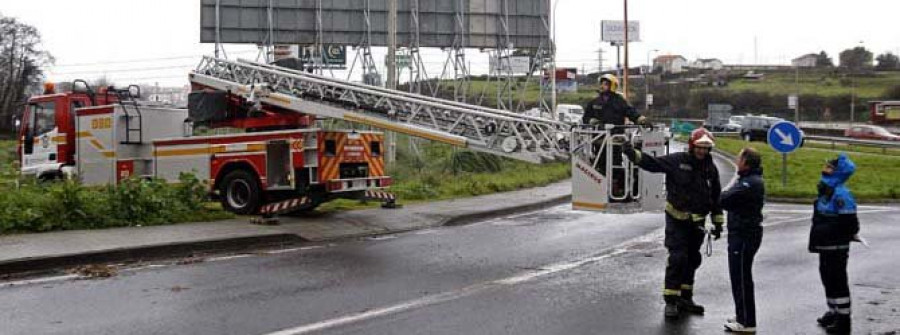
{"left": 691, "top": 58, "right": 724, "bottom": 70}
{"left": 792, "top": 54, "right": 818, "bottom": 68}
{"left": 653, "top": 55, "right": 689, "bottom": 74}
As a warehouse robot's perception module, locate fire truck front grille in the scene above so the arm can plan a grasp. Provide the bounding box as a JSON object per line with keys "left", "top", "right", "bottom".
{"left": 339, "top": 163, "right": 369, "bottom": 179}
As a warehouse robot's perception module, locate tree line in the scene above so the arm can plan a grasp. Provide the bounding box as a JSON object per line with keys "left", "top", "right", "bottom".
{"left": 0, "top": 14, "right": 53, "bottom": 135}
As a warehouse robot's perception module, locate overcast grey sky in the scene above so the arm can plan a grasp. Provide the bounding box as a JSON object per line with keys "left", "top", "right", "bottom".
{"left": 3, "top": 0, "right": 899, "bottom": 86}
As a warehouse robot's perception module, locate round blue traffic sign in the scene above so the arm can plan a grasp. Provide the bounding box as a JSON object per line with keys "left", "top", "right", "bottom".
{"left": 767, "top": 121, "right": 803, "bottom": 153}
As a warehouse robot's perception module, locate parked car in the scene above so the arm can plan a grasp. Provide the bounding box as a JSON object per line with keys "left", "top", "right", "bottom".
{"left": 844, "top": 125, "right": 900, "bottom": 141}
{"left": 740, "top": 115, "right": 782, "bottom": 142}
{"left": 739, "top": 115, "right": 805, "bottom": 146}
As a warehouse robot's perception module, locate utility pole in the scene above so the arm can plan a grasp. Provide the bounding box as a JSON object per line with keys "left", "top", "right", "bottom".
{"left": 598, "top": 48, "right": 605, "bottom": 74}
{"left": 850, "top": 77, "right": 856, "bottom": 125}
{"left": 387, "top": 0, "right": 398, "bottom": 163}
{"left": 622, "top": 0, "right": 629, "bottom": 98}
{"left": 795, "top": 65, "right": 800, "bottom": 123}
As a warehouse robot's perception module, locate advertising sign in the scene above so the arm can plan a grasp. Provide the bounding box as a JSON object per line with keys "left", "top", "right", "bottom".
{"left": 490, "top": 56, "right": 532, "bottom": 75}
{"left": 601, "top": 21, "right": 641, "bottom": 44}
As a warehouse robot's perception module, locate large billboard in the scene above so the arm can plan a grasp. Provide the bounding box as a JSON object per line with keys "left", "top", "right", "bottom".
{"left": 201, "top": 0, "right": 550, "bottom": 49}
{"left": 601, "top": 20, "right": 640, "bottom": 44}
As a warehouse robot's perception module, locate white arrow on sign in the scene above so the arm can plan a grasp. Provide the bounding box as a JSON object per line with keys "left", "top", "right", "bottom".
{"left": 774, "top": 128, "right": 794, "bottom": 146}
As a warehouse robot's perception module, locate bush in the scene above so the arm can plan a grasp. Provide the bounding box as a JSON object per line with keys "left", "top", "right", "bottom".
{"left": 0, "top": 173, "right": 232, "bottom": 234}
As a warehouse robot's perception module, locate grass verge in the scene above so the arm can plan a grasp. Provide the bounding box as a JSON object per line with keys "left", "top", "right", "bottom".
{"left": 318, "top": 139, "right": 572, "bottom": 212}
{"left": 716, "top": 138, "right": 900, "bottom": 200}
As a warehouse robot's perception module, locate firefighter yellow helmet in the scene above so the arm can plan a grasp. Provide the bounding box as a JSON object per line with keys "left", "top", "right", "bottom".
{"left": 599, "top": 74, "right": 619, "bottom": 92}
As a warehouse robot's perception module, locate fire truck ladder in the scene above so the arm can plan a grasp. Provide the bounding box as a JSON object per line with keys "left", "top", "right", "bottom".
{"left": 112, "top": 85, "right": 143, "bottom": 145}
{"left": 190, "top": 56, "right": 570, "bottom": 164}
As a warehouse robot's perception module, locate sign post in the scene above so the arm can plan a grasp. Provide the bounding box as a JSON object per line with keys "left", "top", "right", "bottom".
{"left": 767, "top": 121, "right": 804, "bottom": 187}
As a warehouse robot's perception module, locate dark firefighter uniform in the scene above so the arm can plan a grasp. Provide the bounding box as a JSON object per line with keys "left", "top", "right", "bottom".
{"left": 720, "top": 165, "right": 765, "bottom": 330}
{"left": 810, "top": 154, "right": 859, "bottom": 334}
{"left": 581, "top": 91, "right": 645, "bottom": 127}
{"left": 624, "top": 130, "right": 724, "bottom": 317}
{"left": 582, "top": 74, "right": 647, "bottom": 189}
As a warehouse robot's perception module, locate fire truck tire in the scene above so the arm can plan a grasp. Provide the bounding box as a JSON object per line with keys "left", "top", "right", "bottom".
{"left": 219, "top": 170, "right": 263, "bottom": 215}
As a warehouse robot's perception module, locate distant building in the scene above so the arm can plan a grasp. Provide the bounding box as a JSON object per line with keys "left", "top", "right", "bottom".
{"left": 792, "top": 53, "right": 818, "bottom": 68}
{"left": 653, "top": 55, "right": 688, "bottom": 74}
{"left": 690, "top": 58, "right": 724, "bottom": 70}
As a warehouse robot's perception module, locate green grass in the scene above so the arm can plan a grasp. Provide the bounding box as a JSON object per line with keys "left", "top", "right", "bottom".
{"left": 711, "top": 70, "right": 900, "bottom": 99}
{"left": 0, "top": 140, "right": 15, "bottom": 170}
{"left": 716, "top": 138, "right": 900, "bottom": 200}
{"left": 318, "top": 135, "right": 571, "bottom": 212}
{"left": 444, "top": 79, "right": 596, "bottom": 108}
{"left": 316, "top": 160, "right": 570, "bottom": 212}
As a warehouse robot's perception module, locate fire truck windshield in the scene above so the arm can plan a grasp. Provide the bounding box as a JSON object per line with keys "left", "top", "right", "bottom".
{"left": 28, "top": 101, "right": 56, "bottom": 135}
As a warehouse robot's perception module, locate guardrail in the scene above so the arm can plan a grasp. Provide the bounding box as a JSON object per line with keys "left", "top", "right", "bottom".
{"left": 805, "top": 135, "right": 900, "bottom": 154}
{"left": 711, "top": 132, "right": 740, "bottom": 138}
{"left": 710, "top": 133, "right": 900, "bottom": 154}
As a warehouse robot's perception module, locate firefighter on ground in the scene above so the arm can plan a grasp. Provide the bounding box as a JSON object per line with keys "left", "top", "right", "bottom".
{"left": 810, "top": 153, "right": 860, "bottom": 334}
{"left": 623, "top": 128, "right": 725, "bottom": 319}
{"left": 720, "top": 147, "right": 765, "bottom": 333}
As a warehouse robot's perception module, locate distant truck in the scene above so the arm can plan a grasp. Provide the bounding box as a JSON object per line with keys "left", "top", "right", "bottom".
{"left": 703, "top": 104, "right": 742, "bottom": 132}
{"left": 870, "top": 101, "right": 900, "bottom": 126}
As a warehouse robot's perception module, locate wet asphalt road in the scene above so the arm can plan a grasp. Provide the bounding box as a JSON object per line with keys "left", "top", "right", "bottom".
{"left": 2, "top": 162, "right": 900, "bottom": 334}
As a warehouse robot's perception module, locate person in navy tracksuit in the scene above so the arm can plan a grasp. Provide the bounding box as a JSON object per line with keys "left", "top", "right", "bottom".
{"left": 720, "top": 148, "right": 765, "bottom": 333}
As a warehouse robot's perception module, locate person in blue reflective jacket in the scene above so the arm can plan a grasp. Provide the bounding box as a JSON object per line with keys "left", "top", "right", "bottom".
{"left": 809, "top": 153, "right": 859, "bottom": 334}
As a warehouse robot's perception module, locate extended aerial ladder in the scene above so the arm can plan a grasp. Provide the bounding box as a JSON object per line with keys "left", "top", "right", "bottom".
{"left": 189, "top": 56, "right": 667, "bottom": 213}
{"left": 190, "top": 56, "right": 571, "bottom": 164}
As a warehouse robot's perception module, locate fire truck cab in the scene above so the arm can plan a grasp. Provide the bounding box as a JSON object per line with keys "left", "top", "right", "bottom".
{"left": 17, "top": 81, "right": 395, "bottom": 216}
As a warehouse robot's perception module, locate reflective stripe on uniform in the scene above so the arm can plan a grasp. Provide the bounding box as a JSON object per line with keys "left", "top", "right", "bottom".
{"left": 663, "top": 289, "right": 682, "bottom": 296}
{"left": 815, "top": 245, "right": 850, "bottom": 251}
{"left": 665, "top": 203, "right": 691, "bottom": 221}
{"left": 835, "top": 307, "right": 851, "bottom": 315}
{"left": 680, "top": 284, "right": 693, "bottom": 291}
{"left": 828, "top": 297, "right": 851, "bottom": 304}
{"left": 712, "top": 214, "right": 725, "bottom": 224}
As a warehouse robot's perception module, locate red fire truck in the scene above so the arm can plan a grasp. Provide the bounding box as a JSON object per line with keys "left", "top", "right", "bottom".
{"left": 17, "top": 79, "right": 395, "bottom": 216}
{"left": 19, "top": 56, "right": 668, "bottom": 217}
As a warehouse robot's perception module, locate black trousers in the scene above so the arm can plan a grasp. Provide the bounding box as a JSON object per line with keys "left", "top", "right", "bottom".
{"left": 663, "top": 214, "right": 706, "bottom": 301}
{"left": 728, "top": 231, "right": 763, "bottom": 327}
{"left": 819, "top": 250, "right": 851, "bottom": 315}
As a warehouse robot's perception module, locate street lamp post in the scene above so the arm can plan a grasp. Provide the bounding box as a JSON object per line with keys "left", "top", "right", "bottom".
{"left": 645, "top": 49, "right": 658, "bottom": 111}
{"left": 551, "top": 0, "right": 560, "bottom": 121}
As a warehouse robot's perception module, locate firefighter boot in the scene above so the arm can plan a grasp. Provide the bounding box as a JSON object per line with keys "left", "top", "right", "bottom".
{"left": 825, "top": 314, "right": 851, "bottom": 334}
{"left": 678, "top": 290, "right": 705, "bottom": 315}
{"left": 817, "top": 311, "right": 837, "bottom": 327}
{"left": 664, "top": 303, "right": 680, "bottom": 319}
{"left": 664, "top": 295, "right": 681, "bottom": 319}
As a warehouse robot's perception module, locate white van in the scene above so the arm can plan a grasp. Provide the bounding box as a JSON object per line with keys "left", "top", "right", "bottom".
{"left": 556, "top": 104, "right": 585, "bottom": 125}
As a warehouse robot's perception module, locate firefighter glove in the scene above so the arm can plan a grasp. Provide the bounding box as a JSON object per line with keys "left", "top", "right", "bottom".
{"left": 711, "top": 224, "right": 723, "bottom": 240}
{"left": 622, "top": 140, "right": 637, "bottom": 161}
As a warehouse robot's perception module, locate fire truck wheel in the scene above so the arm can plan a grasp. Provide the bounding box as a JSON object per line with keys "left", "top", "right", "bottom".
{"left": 220, "top": 170, "right": 263, "bottom": 215}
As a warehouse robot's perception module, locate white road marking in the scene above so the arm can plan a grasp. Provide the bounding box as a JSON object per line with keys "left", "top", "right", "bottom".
{"left": 261, "top": 229, "right": 663, "bottom": 335}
